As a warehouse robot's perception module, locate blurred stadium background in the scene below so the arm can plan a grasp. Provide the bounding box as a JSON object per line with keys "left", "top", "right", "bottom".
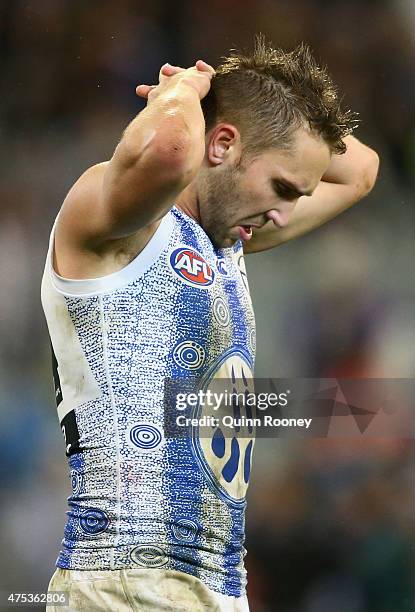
{"left": 1, "top": 1, "right": 414, "bottom": 610}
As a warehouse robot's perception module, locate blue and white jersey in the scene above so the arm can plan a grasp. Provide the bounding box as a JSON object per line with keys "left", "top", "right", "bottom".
{"left": 41, "top": 206, "right": 256, "bottom": 598}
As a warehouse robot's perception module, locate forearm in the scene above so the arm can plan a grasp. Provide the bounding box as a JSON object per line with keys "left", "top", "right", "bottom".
{"left": 322, "top": 135, "right": 379, "bottom": 195}
{"left": 246, "top": 136, "right": 380, "bottom": 253}
{"left": 116, "top": 81, "right": 206, "bottom": 182}
{"left": 98, "top": 80, "right": 207, "bottom": 236}
{"left": 57, "top": 61, "right": 213, "bottom": 250}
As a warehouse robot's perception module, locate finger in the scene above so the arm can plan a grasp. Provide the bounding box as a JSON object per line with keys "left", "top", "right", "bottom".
{"left": 195, "top": 59, "right": 215, "bottom": 75}
{"left": 159, "top": 63, "right": 183, "bottom": 77}
{"left": 160, "top": 64, "right": 185, "bottom": 79}
{"left": 164, "top": 64, "right": 185, "bottom": 75}
{"left": 135, "top": 84, "right": 156, "bottom": 98}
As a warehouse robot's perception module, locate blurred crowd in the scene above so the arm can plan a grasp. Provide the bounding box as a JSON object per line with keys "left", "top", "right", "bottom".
{"left": 0, "top": 1, "right": 414, "bottom": 610}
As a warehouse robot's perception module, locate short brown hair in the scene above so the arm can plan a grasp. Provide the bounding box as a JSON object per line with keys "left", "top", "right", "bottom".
{"left": 202, "top": 35, "right": 358, "bottom": 155}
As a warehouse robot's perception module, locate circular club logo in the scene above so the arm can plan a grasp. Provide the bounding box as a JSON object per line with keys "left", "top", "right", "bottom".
{"left": 192, "top": 351, "right": 255, "bottom": 507}
{"left": 169, "top": 247, "right": 215, "bottom": 288}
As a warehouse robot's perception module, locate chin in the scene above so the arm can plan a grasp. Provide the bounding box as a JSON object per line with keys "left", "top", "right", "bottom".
{"left": 221, "top": 237, "right": 238, "bottom": 248}
{"left": 202, "top": 219, "right": 238, "bottom": 249}
{"left": 209, "top": 233, "right": 237, "bottom": 249}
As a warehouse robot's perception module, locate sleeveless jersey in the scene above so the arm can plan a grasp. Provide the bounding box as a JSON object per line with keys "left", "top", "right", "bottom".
{"left": 41, "top": 206, "right": 256, "bottom": 598}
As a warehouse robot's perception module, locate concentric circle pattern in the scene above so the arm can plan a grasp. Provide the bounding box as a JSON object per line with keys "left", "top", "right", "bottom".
{"left": 129, "top": 424, "right": 164, "bottom": 451}
{"left": 172, "top": 518, "right": 198, "bottom": 543}
{"left": 70, "top": 470, "right": 83, "bottom": 496}
{"left": 213, "top": 297, "right": 230, "bottom": 327}
{"left": 173, "top": 341, "right": 205, "bottom": 371}
{"left": 79, "top": 508, "right": 109, "bottom": 535}
{"left": 130, "top": 545, "right": 168, "bottom": 567}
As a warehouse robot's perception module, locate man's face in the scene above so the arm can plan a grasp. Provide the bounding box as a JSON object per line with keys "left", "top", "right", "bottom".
{"left": 198, "top": 127, "right": 332, "bottom": 248}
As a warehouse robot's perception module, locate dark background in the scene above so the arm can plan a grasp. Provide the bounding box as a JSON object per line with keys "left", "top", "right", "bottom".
{"left": 0, "top": 1, "right": 414, "bottom": 610}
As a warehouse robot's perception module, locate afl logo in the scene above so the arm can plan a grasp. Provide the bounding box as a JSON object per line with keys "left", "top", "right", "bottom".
{"left": 169, "top": 247, "right": 215, "bottom": 288}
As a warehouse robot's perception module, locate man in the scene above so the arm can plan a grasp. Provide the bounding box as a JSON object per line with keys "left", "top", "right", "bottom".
{"left": 42, "top": 38, "right": 379, "bottom": 611}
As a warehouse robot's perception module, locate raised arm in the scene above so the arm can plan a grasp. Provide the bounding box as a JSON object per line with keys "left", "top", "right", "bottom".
{"left": 245, "top": 136, "right": 380, "bottom": 253}
{"left": 54, "top": 61, "right": 213, "bottom": 278}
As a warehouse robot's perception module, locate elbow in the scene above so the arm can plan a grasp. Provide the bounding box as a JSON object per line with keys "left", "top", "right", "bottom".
{"left": 360, "top": 149, "right": 380, "bottom": 197}
{"left": 127, "top": 129, "right": 203, "bottom": 187}
{"left": 122, "top": 101, "right": 205, "bottom": 178}
{"left": 152, "top": 132, "right": 203, "bottom": 181}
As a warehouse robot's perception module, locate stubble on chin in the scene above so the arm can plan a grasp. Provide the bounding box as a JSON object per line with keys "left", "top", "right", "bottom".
{"left": 200, "top": 202, "right": 236, "bottom": 248}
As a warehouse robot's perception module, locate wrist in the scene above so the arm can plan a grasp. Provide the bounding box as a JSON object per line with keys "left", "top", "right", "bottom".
{"left": 160, "top": 79, "right": 203, "bottom": 106}
{"left": 155, "top": 82, "right": 205, "bottom": 133}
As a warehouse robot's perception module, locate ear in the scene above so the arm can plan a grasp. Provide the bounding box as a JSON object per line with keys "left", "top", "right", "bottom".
{"left": 207, "top": 123, "right": 241, "bottom": 166}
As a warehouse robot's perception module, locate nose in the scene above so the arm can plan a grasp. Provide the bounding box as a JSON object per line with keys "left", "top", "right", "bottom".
{"left": 266, "top": 209, "right": 292, "bottom": 228}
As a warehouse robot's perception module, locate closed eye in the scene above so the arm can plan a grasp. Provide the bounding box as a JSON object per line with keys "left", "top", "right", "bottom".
{"left": 272, "top": 181, "right": 299, "bottom": 201}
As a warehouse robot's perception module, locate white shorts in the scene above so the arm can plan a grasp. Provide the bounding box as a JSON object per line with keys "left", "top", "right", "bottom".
{"left": 46, "top": 568, "right": 250, "bottom": 612}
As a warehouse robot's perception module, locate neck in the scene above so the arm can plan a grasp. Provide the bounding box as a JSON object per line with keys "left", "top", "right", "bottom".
{"left": 175, "top": 180, "right": 201, "bottom": 223}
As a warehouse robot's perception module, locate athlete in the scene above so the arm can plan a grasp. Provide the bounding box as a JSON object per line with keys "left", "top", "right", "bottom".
{"left": 41, "top": 38, "right": 379, "bottom": 611}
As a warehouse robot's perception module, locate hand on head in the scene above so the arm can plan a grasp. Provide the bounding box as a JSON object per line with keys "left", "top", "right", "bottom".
{"left": 136, "top": 60, "right": 215, "bottom": 103}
